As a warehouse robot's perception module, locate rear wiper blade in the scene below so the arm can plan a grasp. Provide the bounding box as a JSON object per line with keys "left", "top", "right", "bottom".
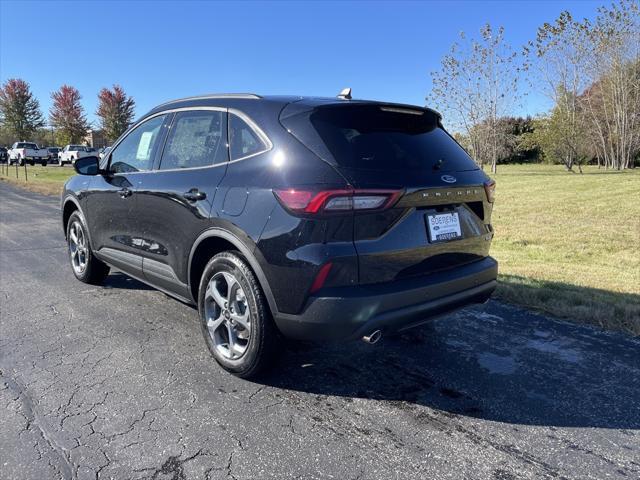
{"left": 433, "top": 158, "right": 444, "bottom": 170}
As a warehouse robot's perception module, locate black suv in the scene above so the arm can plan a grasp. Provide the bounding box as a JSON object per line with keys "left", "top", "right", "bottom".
{"left": 62, "top": 93, "right": 497, "bottom": 378}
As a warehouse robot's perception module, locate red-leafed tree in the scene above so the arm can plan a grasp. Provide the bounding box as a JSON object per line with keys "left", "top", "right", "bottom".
{"left": 0, "top": 78, "right": 45, "bottom": 140}
{"left": 49, "top": 85, "right": 89, "bottom": 144}
{"left": 96, "top": 84, "right": 135, "bottom": 142}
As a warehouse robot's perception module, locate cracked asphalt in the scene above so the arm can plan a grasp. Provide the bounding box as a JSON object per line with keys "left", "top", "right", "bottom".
{"left": 1, "top": 181, "right": 639, "bottom": 480}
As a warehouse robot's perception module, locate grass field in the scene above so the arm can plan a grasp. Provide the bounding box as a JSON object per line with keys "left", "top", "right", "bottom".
{"left": 2, "top": 163, "right": 639, "bottom": 334}
{"left": 0, "top": 164, "right": 72, "bottom": 196}
{"left": 490, "top": 165, "right": 639, "bottom": 334}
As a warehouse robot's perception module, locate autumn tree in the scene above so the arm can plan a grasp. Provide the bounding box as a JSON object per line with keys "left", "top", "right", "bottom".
{"left": 0, "top": 78, "right": 45, "bottom": 141}
{"left": 529, "top": 1, "right": 640, "bottom": 170}
{"left": 580, "top": 0, "right": 640, "bottom": 170}
{"left": 427, "top": 24, "right": 523, "bottom": 173}
{"left": 526, "top": 11, "right": 591, "bottom": 172}
{"left": 519, "top": 99, "right": 590, "bottom": 172}
{"left": 96, "top": 84, "right": 135, "bottom": 142}
{"left": 49, "top": 85, "right": 89, "bottom": 144}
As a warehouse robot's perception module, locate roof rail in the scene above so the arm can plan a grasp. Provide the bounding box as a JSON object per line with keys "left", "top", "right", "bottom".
{"left": 156, "top": 93, "right": 261, "bottom": 108}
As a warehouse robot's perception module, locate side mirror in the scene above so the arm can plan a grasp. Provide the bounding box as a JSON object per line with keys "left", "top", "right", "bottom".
{"left": 74, "top": 156, "right": 100, "bottom": 175}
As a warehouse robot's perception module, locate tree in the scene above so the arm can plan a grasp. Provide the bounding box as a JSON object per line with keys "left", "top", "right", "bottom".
{"left": 31, "top": 127, "right": 57, "bottom": 147}
{"left": 49, "top": 85, "right": 89, "bottom": 144}
{"left": 528, "top": 11, "right": 591, "bottom": 173}
{"left": 96, "top": 84, "right": 135, "bottom": 143}
{"left": 580, "top": 0, "right": 640, "bottom": 170}
{"left": 0, "top": 78, "right": 45, "bottom": 141}
{"left": 529, "top": 1, "right": 640, "bottom": 171}
{"left": 427, "top": 24, "right": 523, "bottom": 173}
{"left": 520, "top": 101, "right": 590, "bottom": 172}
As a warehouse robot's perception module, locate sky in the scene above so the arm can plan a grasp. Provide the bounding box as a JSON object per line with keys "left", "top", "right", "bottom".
{"left": 1, "top": 0, "right": 603, "bottom": 126}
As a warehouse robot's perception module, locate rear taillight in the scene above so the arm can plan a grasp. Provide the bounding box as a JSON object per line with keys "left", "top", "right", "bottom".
{"left": 484, "top": 179, "right": 496, "bottom": 203}
{"left": 274, "top": 188, "right": 402, "bottom": 215}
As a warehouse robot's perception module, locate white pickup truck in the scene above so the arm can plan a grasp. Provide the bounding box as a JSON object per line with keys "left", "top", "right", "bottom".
{"left": 57, "top": 145, "right": 92, "bottom": 166}
{"left": 8, "top": 142, "right": 50, "bottom": 166}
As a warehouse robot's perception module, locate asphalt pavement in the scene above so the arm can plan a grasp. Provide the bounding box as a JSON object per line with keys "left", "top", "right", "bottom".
{"left": 1, "top": 181, "right": 639, "bottom": 480}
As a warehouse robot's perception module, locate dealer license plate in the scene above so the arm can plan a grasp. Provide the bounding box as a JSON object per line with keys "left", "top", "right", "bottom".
{"left": 426, "top": 212, "right": 462, "bottom": 242}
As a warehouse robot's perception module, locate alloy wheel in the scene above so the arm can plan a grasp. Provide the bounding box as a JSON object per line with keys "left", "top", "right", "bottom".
{"left": 68, "top": 221, "right": 88, "bottom": 274}
{"left": 204, "top": 271, "right": 251, "bottom": 360}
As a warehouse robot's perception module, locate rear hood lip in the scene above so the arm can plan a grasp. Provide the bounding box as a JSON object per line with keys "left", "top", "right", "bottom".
{"left": 398, "top": 185, "right": 487, "bottom": 207}
{"left": 334, "top": 166, "right": 489, "bottom": 190}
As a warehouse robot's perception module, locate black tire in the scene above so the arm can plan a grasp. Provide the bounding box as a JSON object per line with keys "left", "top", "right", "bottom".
{"left": 28, "top": 161, "right": 34, "bottom": 166}
{"left": 198, "top": 251, "right": 278, "bottom": 378}
{"left": 41, "top": 160, "right": 47, "bottom": 167}
{"left": 66, "top": 211, "right": 110, "bottom": 284}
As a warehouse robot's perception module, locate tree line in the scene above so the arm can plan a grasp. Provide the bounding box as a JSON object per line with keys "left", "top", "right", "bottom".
{"left": 0, "top": 81, "right": 135, "bottom": 147}
{"left": 427, "top": 0, "right": 639, "bottom": 172}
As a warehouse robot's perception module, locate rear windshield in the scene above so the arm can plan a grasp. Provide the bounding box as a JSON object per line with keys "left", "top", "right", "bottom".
{"left": 17, "top": 142, "right": 38, "bottom": 149}
{"left": 283, "top": 105, "right": 478, "bottom": 172}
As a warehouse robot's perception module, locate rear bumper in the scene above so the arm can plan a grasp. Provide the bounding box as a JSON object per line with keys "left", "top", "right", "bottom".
{"left": 274, "top": 256, "right": 497, "bottom": 341}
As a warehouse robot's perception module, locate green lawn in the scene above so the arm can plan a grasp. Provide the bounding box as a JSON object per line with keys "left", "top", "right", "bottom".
{"left": 2, "top": 163, "right": 639, "bottom": 334}
{"left": 490, "top": 164, "right": 640, "bottom": 334}
{"left": 0, "top": 164, "right": 73, "bottom": 196}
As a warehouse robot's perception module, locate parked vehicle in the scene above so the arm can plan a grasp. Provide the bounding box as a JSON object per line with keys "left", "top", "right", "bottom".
{"left": 58, "top": 145, "right": 91, "bottom": 166}
{"left": 47, "top": 147, "right": 61, "bottom": 163}
{"left": 0, "top": 147, "right": 7, "bottom": 163}
{"left": 8, "top": 142, "right": 50, "bottom": 166}
{"left": 99, "top": 146, "right": 111, "bottom": 160}
{"left": 61, "top": 92, "right": 497, "bottom": 378}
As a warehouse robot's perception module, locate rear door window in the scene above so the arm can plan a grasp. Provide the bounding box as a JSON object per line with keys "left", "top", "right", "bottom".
{"left": 159, "top": 110, "right": 227, "bottom": 170}
{"left": 283, "top": 105, "right": 479, "bottom": 172}
{"left": 228, "top": 113, "right": 269, "bottom": 160}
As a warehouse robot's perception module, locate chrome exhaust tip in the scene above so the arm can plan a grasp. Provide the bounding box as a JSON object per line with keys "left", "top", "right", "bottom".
{"left": 362, "top": 330, "right": 382, "bottom": 344}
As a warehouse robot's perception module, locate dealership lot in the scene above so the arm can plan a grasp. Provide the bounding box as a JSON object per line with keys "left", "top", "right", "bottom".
{"left": 1, "top": 182, "right": 639, "bottom": 480}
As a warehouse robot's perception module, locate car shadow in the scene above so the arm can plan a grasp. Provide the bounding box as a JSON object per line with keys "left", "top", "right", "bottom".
{"left": 260, "top": 302, "right": 640, "bottom": 430}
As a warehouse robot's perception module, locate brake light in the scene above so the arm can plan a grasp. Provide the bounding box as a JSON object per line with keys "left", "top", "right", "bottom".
{"left": 484, "top": 179, "right": 496, "bottom": 203}
{"left": 274, "top": 188, "right": 402, "bottom": 214}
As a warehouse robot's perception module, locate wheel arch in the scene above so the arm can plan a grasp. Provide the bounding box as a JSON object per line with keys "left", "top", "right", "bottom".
{"left": 188, "top": 228, "right": 278, "bottom": 316}
{"left": 62, "top": 196, "right": 81, "bottom": 237}
{"left": 61, "top": 196, "right": 95, "bottom": 250}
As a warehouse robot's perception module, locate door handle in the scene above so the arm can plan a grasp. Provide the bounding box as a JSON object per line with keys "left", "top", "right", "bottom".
{"left": 118, "top": 187, "right": 132, "bottom": 198}
{"left": 183, "top": 189, "right": 206, "bottom": 202}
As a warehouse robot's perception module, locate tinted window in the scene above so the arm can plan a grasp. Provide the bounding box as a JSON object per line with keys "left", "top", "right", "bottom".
{"left": 229, "top": 114, "right": 268, "bottom": 160}
{"left": 109, "top": 115, "right": 166, "bottom": 173}
{"left": 17, "top": 143, "right": 38, "bottom": 149}
{"left": 285, "top": 105, "right": 478, "bottom": 172}
{"left": 159, "top": 110, "right": 227, "bottom": 170}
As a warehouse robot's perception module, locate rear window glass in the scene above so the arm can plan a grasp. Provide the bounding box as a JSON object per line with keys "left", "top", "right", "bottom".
{"left": 229, "top": 114, "right": 269, "bottom": 160}
{"left": 284, "top": 105, "right": 478, "bottom": 172}
{"left": 17, "top": 143, "right": 37, "bottom": 149}
{"left": 160, "top": 110, "right": 227, "bottom": 169}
